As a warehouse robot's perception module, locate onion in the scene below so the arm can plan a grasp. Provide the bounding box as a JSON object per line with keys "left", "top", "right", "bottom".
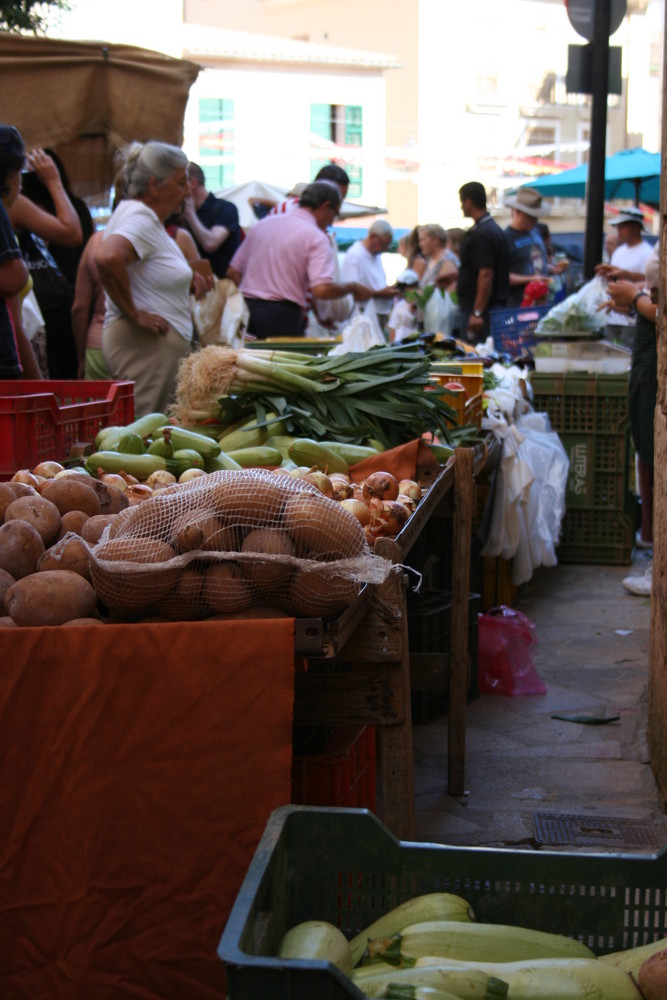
{"left": 331, "top": 478, "right": 353, "bottom": 501}
{"left": 369, "top": 499, "right": 410, "bottom": 538}
{"left": 117, "top": 471, "right": 140, "bottom": 486}
{"left": 124, "top": 484, "right": 154, "bottom": 505}
{"left": 362, "top": 471, "right": 400, "bottom": 503}
{"left": 54, "top": 467, "right": 89, "bottom": 479}
{"left": 32, "top": 461, "right": 65, "bottom": 479}
{"left": 146, "top": 470, "right": 177, "bottom": 489}
{"left": 179, "top": 468, "right": 207, "bottom": 483}
{"left": 398, "top": 479, "right": 421, "bottom": 502}
{"left": 338, "top": 497, "right": 371, "bottom": 527}
{"left": 302, "top": 471, "right": 334, "bottom": 498}
{"left": 397, "top": 494, "right": 417, "bottom": 513}
{"left": 350, "top": 482, "right": 366, "bottom": 502}
{"left": 11, "top": 469, "right": 40, "bottom": 487}
{"left": 98, "top": 471, "right": 129, "bottom": 492}
{"left": 639, "top": 948, "right": 667, "bottom": 1000}
{"left": 329, "top": 472, "right": 351, "bottom": 484}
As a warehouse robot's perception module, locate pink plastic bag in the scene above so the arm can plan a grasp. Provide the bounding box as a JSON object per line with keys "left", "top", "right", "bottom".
{"left": 478, "top": 606, "right": 547, "bottom": 696}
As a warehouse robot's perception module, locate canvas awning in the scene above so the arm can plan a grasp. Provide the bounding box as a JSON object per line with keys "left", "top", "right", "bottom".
{"left": 0, "top": 32, "right": 201, "bottom": 197}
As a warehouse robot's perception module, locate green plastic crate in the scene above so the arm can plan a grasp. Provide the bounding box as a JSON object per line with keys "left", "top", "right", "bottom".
{"left": 219, "top": 806, "right": 667, "bottom": 1000}
{"left": 530, "top": 372, "right": 634, "bottom": 564}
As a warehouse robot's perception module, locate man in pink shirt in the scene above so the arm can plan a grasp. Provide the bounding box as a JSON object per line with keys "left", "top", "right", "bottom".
{"left": 227, "top": 182, "right": 371, "bottom": 339}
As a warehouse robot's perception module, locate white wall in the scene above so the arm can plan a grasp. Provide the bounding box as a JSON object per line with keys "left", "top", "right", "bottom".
{"left": 183, "top": 66, "right": 387, "bottom": 204}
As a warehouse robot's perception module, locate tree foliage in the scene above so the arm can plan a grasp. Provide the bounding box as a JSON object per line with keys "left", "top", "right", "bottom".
{"left": 0, "top": 0, "right": 70, "bottom": 34}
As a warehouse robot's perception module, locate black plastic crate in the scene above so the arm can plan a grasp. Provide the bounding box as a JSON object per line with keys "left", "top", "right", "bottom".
{"left": 219, "top": 806, "right": 667, "bottom": 1000}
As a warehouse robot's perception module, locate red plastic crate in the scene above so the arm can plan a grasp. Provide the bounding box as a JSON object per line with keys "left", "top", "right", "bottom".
{"left": 0, "top": 380, "right": 134, "bottom": 480}
{"left": 291, "top": 725, "right": 376, "bottom": 811}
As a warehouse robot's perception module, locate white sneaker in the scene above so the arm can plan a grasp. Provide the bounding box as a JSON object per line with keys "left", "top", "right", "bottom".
{"left": 622, "top": 562, "right": 652, "bottom": 596}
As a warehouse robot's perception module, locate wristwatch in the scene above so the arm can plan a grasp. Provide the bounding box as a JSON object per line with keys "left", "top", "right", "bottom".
{"left": 472, "top": 309, "right": 483, "bottom": 318}
{"left": 632, "top": 290, "right": 650, "bottom": 311}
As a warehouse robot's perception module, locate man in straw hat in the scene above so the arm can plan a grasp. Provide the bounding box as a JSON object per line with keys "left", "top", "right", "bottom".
{"left": 503, "top": 187, "right": 566, "bottom": 308}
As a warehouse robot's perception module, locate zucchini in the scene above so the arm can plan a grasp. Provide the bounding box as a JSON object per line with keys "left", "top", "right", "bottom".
{"left": 226, "top": 446, "right": 282, "bottom": 468}
{"left": 123, "top": 412, "right": 170, "bottom": 439}
{"left": 147, "top": 430, "right": 175, "bottom": 458}
{"left": 116, "top": 432, "right": 147, "bottom": 455}
{"left": 94, "top": 425, "right": 125, "bottom": 450}
{"left": 368, "top": 920, "right": 594, "bottom": 967}
{"left": 153, "top": 425, "right": 221, "bottom": 457}
{"left": 173, "top": 449, "right": 205, "bottom": 473}
{"left": 278, "top": 920, "right": 353, "bottom": 975}
{"left": 428, "top": 444, "right": 455, "bottom": 464}
{"left": 265, "top": 435, "right": 299, "bottom": 460}
{"left": 204, "top": 452, "right": 243, "bottom": 472}
{"left": 349, "top": 893, "right": 474, "bottom": 968}
{"left": 287, "top": 438, "right": 349, "bottom": 476}
{"left": 412, "top": 957, "right": 642, "bottom": 1000}
{"left": 350, "top": 964, "right": 508, "bottom": 1000}
{"left": 319, "top": 441, "right": 383, "bottom": 465}
{"left": 218, "top": 418, "right": 269, "bottom": 453}
{"left": 599, "top": 936, "right": 667, "bottom": 975}
{"left": 85, "top": 451, "right": 174, "bottom": 480}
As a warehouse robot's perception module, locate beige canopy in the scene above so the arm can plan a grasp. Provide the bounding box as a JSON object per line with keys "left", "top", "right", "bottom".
{"left": 0, "top": 32, "right": 201, "bottom": 200}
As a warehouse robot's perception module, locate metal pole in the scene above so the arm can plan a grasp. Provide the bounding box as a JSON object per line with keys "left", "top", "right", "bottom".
{"left": 583, "top": 0, "right": 612, "bottom": 279}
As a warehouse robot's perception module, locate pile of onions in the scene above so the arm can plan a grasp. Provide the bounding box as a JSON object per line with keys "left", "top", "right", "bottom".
{"left": 335, "top": 471, "right": 421, "bottom": 543}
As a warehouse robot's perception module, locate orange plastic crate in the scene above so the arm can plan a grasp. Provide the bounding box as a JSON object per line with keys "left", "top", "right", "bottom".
{"left": 291, "top": 725, "right": 376, "bottom": 811}
{"left": 0, "top": 380, "right": 134, "bottom": 480}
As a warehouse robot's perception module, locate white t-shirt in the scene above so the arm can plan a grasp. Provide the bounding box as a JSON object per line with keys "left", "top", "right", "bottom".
{"left": 103, "top": 200, "right": 194, "bottom": 341}
{"left": 342, "top": 240, "right": 391, "bottom": 314}
{"left": 608, "top": 239, "right": 653, "bottom": 325}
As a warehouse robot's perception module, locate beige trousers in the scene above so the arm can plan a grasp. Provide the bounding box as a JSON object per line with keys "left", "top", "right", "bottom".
{"left": 103, "top": 317, "right": 191, "bottom": 417}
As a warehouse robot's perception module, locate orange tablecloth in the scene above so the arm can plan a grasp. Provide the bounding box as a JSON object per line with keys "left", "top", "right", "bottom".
{"left": 0, "top": 618, "right": 295, "bottom": 999}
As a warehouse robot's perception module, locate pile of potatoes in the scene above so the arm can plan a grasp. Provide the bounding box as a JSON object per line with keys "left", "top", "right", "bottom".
{"left": 0, "top": 466, "right": 129, "bottom": 627}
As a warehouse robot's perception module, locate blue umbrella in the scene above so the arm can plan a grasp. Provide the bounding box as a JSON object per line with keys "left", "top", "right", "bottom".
{"left": 521, "top": 147, "right": 660, "bottom": 205}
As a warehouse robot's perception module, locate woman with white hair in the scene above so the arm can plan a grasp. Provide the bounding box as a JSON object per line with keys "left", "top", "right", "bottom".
{"left": 96, "top": 140, "right": 206, "bottom": 416}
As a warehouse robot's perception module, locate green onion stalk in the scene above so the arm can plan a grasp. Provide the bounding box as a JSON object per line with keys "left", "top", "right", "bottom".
{"left": 172, "top": 343, "right": 462, "bottom": 450}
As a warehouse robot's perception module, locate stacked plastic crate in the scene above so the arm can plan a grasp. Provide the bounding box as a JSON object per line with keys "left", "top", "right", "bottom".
{"left": 530, "top": 372, "right": 634, "bottom": 564}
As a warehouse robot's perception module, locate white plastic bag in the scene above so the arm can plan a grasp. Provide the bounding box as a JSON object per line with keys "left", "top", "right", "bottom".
{"left": 535, "top": 275, "right": 609, "bottom": 336}
{"left": 191, "top": 277, "right": 248, "bottom": 351}
{"left": 422, "top": 287, "right": 456, "bottom": 336}
{"left": 313, "top": 234, "right": 354, "bottom": 326}
{"left": 328, "top": 300, "right": 386, "bottom": 355}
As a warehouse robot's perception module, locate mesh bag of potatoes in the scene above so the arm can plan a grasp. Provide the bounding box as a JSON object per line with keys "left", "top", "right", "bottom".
{"left": 85, "top": 469, "right": 392, "bottom": 621}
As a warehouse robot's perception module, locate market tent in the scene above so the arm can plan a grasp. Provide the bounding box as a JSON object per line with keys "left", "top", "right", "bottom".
{"left": 0, "top": 31, "right": 200, "bottom": 197}
{"left": 521, "top": 147, "right": 660, "bottom": 206}
{"left": 216, "top": 179, "right": 387, "bottom": 229}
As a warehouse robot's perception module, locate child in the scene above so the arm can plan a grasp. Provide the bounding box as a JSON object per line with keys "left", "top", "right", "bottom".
{"left": 387, "top": 268, "right": 420, "bottom": 343}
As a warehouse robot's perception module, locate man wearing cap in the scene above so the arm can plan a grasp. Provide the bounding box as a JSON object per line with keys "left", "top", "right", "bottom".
{"left": 504, "top": 188, "right": 565, "bottom": 308}
{"left": 595, "top": 207, "right": 653, "bottom": 346}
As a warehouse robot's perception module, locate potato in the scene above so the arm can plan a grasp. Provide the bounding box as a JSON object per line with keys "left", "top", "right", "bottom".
{"left": 81, "top": 514, "right": 118, "bottom": 546}
{"left": 4, "top": 495, "right": 61, "bottom": 545}
{"left": 155, "top": 567, "right": 205, "bottom": 620}
{"left": 0, "top": 482, "right": 16, "bottom": 522}
{"left": 38, "top": 536, "right": 92, "bottom": 580}
{"left": 0, "top": 567, "right": 16, "bottom": 611}
{"left": 0, "top": 519, "right": 45, "bottom": 578}
{"left": 0, "top": 616, "right": 17, "bottom": 627}
{"left": 56, "top": 510, "right": 90, "bottom": 539}
{"left": 5, "top": 569, "right": 97, "bottom": 626}
{"left": 39, "top": 478, "right": 102, "bottom": 518}
{"left": 61, "top": 617, "right": 105, "bottom": 626}
{"left": 7, "top": 481, "right": 39, "bottom": 499}
{"left": 90, "top": 538, "right": 178, "bottom": 617}
{"left": 105, "top": 484, "right": 129, "bottom": 514}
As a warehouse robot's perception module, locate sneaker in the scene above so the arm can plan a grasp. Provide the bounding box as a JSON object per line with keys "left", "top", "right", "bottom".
{"left": 635, "top": 533, "right": 653, "bottom": 550}
{"left": 622, "top": 562, "right": 652, "bottom": 596}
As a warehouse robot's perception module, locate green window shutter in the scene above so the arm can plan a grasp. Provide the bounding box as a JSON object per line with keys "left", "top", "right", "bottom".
{"left": 198, "top": 98, "right": 236, "bottom": 189}
{"left": 345, "top": 105, "right": 363, "bottom": 147}
{"left": 310, "top": 103, "right": 333, "bottom": 140}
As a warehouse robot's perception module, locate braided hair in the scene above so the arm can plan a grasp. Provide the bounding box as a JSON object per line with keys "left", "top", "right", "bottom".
{"left": 0, "top": 125, "right": 25, "bottom": 197}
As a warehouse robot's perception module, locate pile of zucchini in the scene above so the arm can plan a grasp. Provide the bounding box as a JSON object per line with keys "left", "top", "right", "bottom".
{"left": 275, "top": 890, "right": 665, "bottom": 999}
